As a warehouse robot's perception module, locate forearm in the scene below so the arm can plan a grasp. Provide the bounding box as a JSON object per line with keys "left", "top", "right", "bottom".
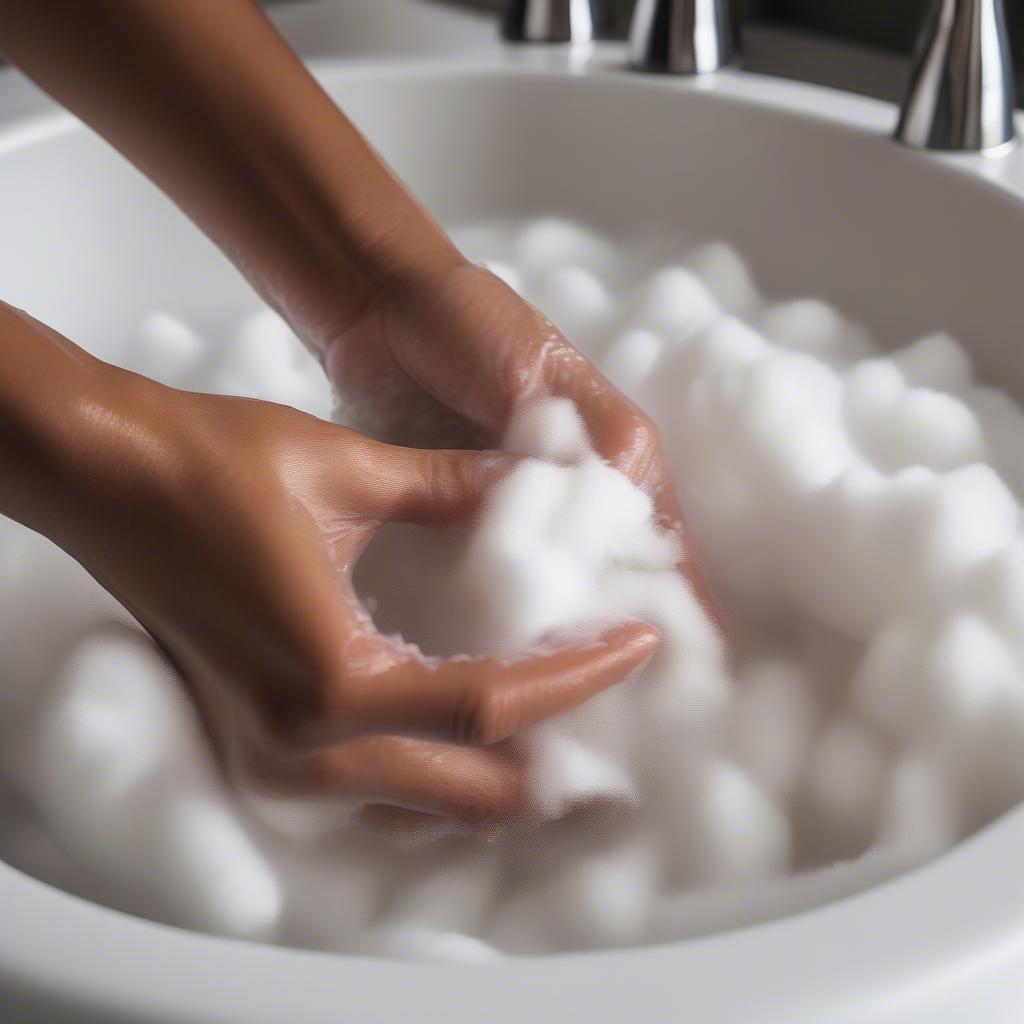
{"left": 0, "top": 0, "right": 462, "bottom": 355}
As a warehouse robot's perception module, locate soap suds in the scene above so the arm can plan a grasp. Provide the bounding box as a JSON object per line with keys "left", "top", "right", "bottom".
{"left": 3, "top": 216, "right": 1024, "bottom": 960}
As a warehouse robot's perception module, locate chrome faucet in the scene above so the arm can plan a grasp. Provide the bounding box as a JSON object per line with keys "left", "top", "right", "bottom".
{"left": 501, "top": 0, "right": 595, "bottom": 43}
{"left": 629, "top": 0, "right": 740, "bottom": 75}
{"left": 896, "top": 0, "right": 1018, "bottom": 153}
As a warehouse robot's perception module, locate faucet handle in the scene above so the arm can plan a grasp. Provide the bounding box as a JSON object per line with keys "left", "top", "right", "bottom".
{"left": 501, "top": 0, "right": 595, "bottom": 43}
{"left": 896, "top": 0, "right": 1018, "bottom": 153}
{"left": 629, "top": 0, "right": 740, "bottom": 75}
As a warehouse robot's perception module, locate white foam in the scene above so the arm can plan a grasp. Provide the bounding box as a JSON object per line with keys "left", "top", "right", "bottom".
{"left": 632, "top": 266, "right": 719, "bottom": 343}
{"left": 726, "top": 658, "right": 817, "bottom": 802}
{"left": 687, "top": 242, "right": 760, "bottom": 316}
{"left": 503, "top": 396, "right": 590, "bottom": 465}
{"left": 531, "top": 265, "right": 612, "bottom": 340}
{"left": 28, "top": 628, "right": 281, "bottom": 940}
{"left": 802, "top": 719, "right": 888, "bottom": 860}
{"left": 137, "top": 312, "right": 206, "bottom": 385}
{"left": 7, "top": 216, "right": 1024, "bottom": 960}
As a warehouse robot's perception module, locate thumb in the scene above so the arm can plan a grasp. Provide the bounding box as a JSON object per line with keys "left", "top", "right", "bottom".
{"left": 345, "top": 440, "right": 521, "bottom": 527}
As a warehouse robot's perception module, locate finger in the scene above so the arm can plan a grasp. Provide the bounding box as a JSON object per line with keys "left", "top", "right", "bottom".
{"left": 338, "top": 621, "right": 661, "bottom": 746}
{"left": 255, "top": 734, "right": 524, "bottom": 826}
{"left": 340, "top": 440, "right": 521, "bottom": 526}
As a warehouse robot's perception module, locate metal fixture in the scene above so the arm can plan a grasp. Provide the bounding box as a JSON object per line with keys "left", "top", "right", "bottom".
{"left": 629, "top": 0, "right": 740, "bottom": 75}
{"left": 501, "top": 0, "right": 595, "bottom": 43}
{"left": 896, "top": 0, "right": 1018, "bottom": 153}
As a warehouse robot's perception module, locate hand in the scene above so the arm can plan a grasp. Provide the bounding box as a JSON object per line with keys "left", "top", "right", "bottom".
{"left": 0, "top": 0, "right": 715, "bottom": 620}
{"left": 54, "top": 368, "right": 660, "bottom": 826}
{"left": 327, "top": 262, "right": 718, "bottom": 621}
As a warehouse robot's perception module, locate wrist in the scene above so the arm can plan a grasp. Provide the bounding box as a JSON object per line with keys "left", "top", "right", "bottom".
{"left": 224, "top": 87, "right": 466, "bottom": 356}
{"left": 285, "top": 212, "right": 467, "bottom": 360}
{"left": 0, "top": 321, "right": 168, "bottom": 553}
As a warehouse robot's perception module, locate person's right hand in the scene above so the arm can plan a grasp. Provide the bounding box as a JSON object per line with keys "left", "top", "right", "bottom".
{"left": 10, "top": 307, "right": 659, "bottom": 827}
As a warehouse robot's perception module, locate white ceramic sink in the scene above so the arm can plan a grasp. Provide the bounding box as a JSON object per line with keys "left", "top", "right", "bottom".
{"left": 3, "top": 8, "right": 1024, "bottom": 1023}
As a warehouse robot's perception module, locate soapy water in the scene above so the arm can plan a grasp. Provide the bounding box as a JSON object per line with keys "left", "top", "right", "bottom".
{"left": 3, "top": 217, "right": 1024, "bottom": 958}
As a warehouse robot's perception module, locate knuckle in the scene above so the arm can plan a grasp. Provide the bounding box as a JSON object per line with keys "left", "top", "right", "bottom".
{"left": 305, "top": 747, "right": 354, "bottom": 794}
{"left": 420, "top": 448, "right": 457, "bottom": 495}
{"left": 461, "top": 774, "right": 526, "bottom": 829}
{"left": 451, "top": 683, "right": 509, "bottom": 747}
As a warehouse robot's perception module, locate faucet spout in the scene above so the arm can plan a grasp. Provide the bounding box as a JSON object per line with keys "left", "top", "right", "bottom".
{"left": 629, "top": 0, "right": 740, "bottom": 75}
{"left": 896, "top": 0, "right": 1018, "bottom": 153}
{"left": 501, "top": 0, "right": 595, "bottom": 44}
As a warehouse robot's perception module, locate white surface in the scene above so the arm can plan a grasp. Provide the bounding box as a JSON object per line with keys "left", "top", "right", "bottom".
{"left": 4, "top": 3, "right": 1024, "bottom": 1021}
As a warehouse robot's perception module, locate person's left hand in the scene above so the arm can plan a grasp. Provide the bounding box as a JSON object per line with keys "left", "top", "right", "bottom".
{"left": 326, "top": 261, "right": 718, "bottom": 624}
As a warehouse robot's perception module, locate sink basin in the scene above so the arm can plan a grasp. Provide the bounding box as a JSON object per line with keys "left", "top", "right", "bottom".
{"left": 3, "top": 38, "right": 1024, "bottom": 1024}
{"left": 4, "top": 54, "right": 1024, "bottom": 380}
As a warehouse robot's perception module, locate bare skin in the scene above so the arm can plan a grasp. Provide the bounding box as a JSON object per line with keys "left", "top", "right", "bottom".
{"left": 0, "top": 0, "right": 714, "bottom": 823}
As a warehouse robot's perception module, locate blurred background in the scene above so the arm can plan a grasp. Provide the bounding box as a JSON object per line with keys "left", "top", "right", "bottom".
{"left": 2, "top": 2, "right": 1021, "bottom": 110}
{"left": 260, "top": 0, "right": 1024, "bottom": 107}
{"left": 445, "top": 0, "right": 1015, "bottom": 55}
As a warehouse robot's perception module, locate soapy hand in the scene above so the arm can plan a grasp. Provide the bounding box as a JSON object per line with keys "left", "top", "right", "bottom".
{"left": 326, "top": 262, "right": 718, "bottom": 621}
{"left": 0, "top": 0, "right": 680, "bottom": 826}
{"left": 37, "top": 354, "right": 659, "bottom": 825}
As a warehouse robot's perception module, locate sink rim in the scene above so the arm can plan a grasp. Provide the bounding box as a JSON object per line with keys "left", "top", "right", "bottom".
{"left": 5, "top": 51, "right": 1024, "bottom": 212}
{"left": 3, "top": 56, "right": 1024, "bottom": 1023}
{"left": 4, "top": 806, "right": 1024, "bottom": 1021}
